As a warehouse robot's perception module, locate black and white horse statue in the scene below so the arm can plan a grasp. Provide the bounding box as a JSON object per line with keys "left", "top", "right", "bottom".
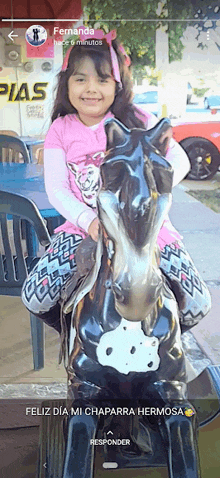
{"left": 60, "top": 118, "right": 202, "bottom": 478}
{"left": 38, "top": 119, "right": 220, "bottom": 478}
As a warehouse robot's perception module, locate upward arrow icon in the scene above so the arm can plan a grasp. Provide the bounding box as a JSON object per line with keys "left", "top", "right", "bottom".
{"left": 107, "top": 430, "right": 114, "bottom": 435}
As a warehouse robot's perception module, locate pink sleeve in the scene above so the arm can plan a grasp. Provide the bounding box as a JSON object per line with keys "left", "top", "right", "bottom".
{"left": 44, "top": 118, "right": 66, "bottom": 150}
{"left": 44, "top": 121, "right": 97, "bottom": 232}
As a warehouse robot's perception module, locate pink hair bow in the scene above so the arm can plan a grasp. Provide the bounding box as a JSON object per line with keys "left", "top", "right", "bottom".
{"left": 119, "top": 44, "right": 131, "bottom": 67}
{"left": 79, "top": 27, "right": 116, "bottom": 45}
{"left": 62, "top": 47, "right": 73, "bottom": 71}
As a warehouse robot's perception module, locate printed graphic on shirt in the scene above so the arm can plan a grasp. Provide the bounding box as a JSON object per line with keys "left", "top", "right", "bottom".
{"left": 67, "top": 151, "right": 105, "bottom": 207}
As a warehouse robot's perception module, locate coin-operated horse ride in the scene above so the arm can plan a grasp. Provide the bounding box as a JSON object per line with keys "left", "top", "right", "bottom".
{"left": 38, "top": 119, "right": 220, "bottom": 478}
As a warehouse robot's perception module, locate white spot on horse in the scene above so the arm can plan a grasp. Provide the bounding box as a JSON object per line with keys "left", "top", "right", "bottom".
{"left": 96, "top": 318, "right": 160, "bottom": 374}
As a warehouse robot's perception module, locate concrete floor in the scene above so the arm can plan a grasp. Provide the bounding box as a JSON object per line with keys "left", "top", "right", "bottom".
{"left": 0, "top": 296, "right": 66, "bottom": 384}
{"left": 171, "top": 173, "right": 220, "bottom": 365}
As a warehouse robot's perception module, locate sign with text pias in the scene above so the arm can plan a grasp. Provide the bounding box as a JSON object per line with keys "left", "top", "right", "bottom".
{"left": 0, "top": 82, "right": 48, "bottom": 102}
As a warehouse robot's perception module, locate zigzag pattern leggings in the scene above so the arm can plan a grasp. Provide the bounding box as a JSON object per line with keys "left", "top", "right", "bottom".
{"left": 22, "top": 232, "right": 211, "bottom": 327}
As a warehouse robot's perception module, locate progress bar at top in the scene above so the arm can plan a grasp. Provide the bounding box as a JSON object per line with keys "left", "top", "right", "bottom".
{"left": 1, "top": 18, "right": 213, "bottom": 22}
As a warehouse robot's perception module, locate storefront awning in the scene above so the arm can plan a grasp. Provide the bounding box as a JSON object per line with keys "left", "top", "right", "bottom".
{"left": 1, "top": 0, "right": 82, "bottom": 33}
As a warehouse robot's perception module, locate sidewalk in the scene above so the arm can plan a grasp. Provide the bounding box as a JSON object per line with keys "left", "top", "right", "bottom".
{"left": 170, "top": 181, "right": 220, "bottom": 365}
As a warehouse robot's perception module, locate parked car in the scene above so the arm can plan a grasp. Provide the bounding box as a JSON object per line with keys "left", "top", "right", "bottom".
{"left": 172, "top": 121, "right": 220, "bottom": 180}
{"left": 134, "top": 90, "right": 161, "bottom": 117}
{"left": 204, "top": 90, "right": 220, "bottom": 110}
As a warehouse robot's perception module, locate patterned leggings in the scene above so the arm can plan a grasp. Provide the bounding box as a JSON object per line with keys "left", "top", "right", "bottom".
{"left": 22, "top": 232, "right": 211, "bottom": 328}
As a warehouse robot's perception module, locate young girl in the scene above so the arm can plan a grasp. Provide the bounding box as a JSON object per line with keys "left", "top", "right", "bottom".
{"left": 22, "top": 28, "right": 211, "bottom": 334}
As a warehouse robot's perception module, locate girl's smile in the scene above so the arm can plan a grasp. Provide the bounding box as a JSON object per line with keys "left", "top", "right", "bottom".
{"left": 68, "top": 57, "right": 116, "bottom": 126}
{"left": 81, "top": 98, "right": 102, "bottom": 104}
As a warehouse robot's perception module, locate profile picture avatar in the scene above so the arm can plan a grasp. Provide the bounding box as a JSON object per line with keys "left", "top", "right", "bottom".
{"left": 25, "top": 25, "right": 47, "bottom": 46}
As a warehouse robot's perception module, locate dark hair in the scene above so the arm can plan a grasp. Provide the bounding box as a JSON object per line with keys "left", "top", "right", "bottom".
{"left": 51, "top": 38, "right": 146, "bottom": 129}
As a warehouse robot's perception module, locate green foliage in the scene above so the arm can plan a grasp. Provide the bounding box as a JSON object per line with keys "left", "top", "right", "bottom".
{"left": 84, "top": 0, "right": 159, "bottom": 68}
{"left": 80, "top": 0, "right": 220, "bottom": 68}
{"left": 63, "top": 35, "right": 78, "bottom": 56}
{"left": 168, "top": 23, "right": 185, "bottom": 63}
{"left": 132, "top": 64, "right": 148, "bottom": 84}
{"left": 193, "top": 87, "right": 210, "bottom": 98}
{"left": 84, "top": 0, "right": 196, "bottom": 68}
{"left": 148, "top": 77, "right": 158, "bottom": 86}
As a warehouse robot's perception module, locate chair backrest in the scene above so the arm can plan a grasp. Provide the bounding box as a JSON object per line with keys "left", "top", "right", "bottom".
{"left": 35, "top": 147, "right": 44, "bottom": 164}
{"left": 0, "top": 134, "right": 30, "bottom": 163}
{"left": 0, "top": 130, "right": 19, "bottom": 137}
{"left": 0, "top": 191, "right": 51, "bottom": 296}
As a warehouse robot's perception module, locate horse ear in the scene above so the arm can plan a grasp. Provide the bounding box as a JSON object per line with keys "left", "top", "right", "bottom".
{"left": 144, "top": 118, "right": 173, "bottom": 157}
{"left": 104, "top": 118, "right": 130, "bottom": 150}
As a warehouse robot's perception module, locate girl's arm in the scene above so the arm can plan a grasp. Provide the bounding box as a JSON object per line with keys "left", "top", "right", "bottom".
{"left": 165, "top": 138, "right": 190, "bottom": 187}
{"left": 44, "top": 148, "right": 97, "bottom": 232}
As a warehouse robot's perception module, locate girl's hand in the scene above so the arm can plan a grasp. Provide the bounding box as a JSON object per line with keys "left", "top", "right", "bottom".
{"left": 88, "top": 218, "right": 100, "bottom": 242}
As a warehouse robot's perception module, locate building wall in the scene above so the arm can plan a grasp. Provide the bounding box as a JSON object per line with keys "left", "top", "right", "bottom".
{"left": 0, "top": 29, "right": 63, "bottom": 136}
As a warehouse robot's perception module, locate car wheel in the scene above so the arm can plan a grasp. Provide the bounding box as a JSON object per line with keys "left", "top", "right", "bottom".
{"left": 181, "top": 138, "right": 220, "bottom": 180}
{"left": 204, "top": 98, "right": 209, "bottom": 109}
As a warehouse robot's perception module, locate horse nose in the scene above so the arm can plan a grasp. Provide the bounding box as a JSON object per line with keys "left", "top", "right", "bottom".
{"left": 112, "top": 283, "right": 125, "bottom": 304}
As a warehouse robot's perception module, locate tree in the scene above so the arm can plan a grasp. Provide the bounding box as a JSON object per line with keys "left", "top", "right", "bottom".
{"left": 84, "top": 0, "right": 220, "bottom": 67}
{"left": 84, "top": 0, "right": 160, "bottom": 68}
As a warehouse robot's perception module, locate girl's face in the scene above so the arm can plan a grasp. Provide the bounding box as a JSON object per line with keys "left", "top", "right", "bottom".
{"left": 68, "top": 56, "right": 116, "bottom": 126}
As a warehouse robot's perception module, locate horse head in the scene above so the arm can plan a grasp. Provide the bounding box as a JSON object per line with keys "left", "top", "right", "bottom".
{"left": 97, "top": 118, "right": 173, "bottom": 322}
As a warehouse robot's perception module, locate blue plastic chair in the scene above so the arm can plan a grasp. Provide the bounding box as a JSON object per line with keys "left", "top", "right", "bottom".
{"left": 0, "top": 134, "right": 30, "bottom": 163}
{"left": 0, "top": 190, "right": 51, "bottom": 370}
